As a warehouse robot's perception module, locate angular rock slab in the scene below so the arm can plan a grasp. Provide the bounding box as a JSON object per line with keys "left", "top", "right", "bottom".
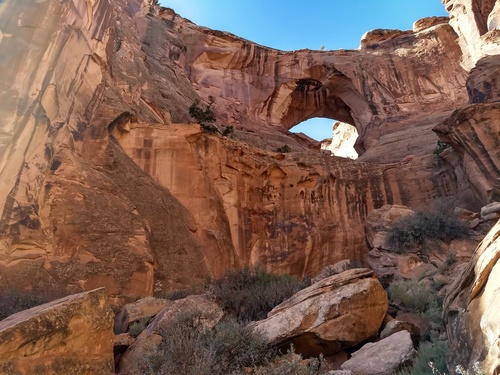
{"left": 251, "top": 269, "right": 388, "bottom": 357}
{"left": 0, "top": 288, "right": 114, "bottom": 375}
{"left": 341, "top": 330, "right": 415, "bottom": 375}
{"left": 444, "top": 218, "right": 500, "bottom": 374}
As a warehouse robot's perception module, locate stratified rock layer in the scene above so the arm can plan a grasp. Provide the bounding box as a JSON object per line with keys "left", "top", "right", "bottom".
{"left": 0, "top": 288, "right": 114, "bottom": 375}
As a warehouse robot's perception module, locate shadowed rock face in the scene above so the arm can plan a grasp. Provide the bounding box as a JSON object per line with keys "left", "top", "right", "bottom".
{"left": 0, "top": 288, "right": 114, "bottom": 374}
{"left": 0, "top": 0, "right": 485, "bottom": 299}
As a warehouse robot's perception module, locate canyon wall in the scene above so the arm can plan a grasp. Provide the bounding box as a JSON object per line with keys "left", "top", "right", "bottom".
{"left": 0, "top": 0, "right": 493, "bottom": 302}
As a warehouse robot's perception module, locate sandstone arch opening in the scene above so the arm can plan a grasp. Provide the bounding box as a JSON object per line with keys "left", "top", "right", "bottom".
{"left": 291, "top": 117, "right": 359, "bottom": 160}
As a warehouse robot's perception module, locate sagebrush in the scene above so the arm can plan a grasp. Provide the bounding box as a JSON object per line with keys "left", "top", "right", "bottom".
{"left": 397, "top": 340, "right": 448, "bottom": 375}
{"left": 385, "top": 207, "right": 469, "bottom": 253}
{"left": 207, "top": 266, "right": 309, "bottom": 324}
{"left": 137, "top": 311, "right": 271, "bottom": 375}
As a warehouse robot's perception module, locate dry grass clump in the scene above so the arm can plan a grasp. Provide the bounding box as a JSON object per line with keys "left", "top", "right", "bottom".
{"left": 207, "top": 266, "right": 309, "bottom": 324}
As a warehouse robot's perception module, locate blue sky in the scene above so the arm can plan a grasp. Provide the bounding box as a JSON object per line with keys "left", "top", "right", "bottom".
{"left": 160, "top": 1, "right": 448, "bottom": 140}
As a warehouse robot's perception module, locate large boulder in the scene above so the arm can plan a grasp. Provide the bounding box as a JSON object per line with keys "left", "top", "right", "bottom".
{"left": 444, "top": 218, "right": 500, "bottom": 374}
{"left": 341, "top": 330, "right": 416, "bottom": 375}
{"left": 0, "top": 288, "right": 114, "bottom": 374}
{"left": 251, "top": 268, "right": 388, "bottom": 357}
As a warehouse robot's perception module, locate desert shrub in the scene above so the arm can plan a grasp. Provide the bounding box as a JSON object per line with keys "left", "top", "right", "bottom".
{"left": 222, "top": 125, "right": 234, "bottom": 137}
{"left": 389, "top": 279, "right": 443, "bottom": 337}
{"left": 128, "top": 317, "right": 151, "bottom": 338}
{"left": 137, "top": 312, "right": 270, "bottom": 375}
{"left": 276, "top": 144, "right": 292, "bottom": 153}
{"left": 208, "top": 266, "right": 309, "bottom": 324}
{"left": 0, "top": 287, "right": 64, "bottom": 320}
{"left": 455, "top": 362, "right": 487, "bottom": 375}
{"left": 389, "top": 279, "right": 438, "bottom": 314}
{"left": 189, "top": 96, "right": 216, "bottom": 127}
{"left": 397, "top": 340, "right": 448, "bottom": 375}
{"left": 247, "top": 349, "right": 330, "bottom": 375}
{"left": 434, "top": 140, "right": 450, "bottom": 155}
{"left": 432, "top": 276, "right": 448, "bottom": 291}
{"left": 200, "top": 124, "right": 219, "bottom": 133}
{"left": 385, "top": 208, "right": 469, "bottom": 253}
{"left": 438, "top": 251, "right": 457, "bottom": 273}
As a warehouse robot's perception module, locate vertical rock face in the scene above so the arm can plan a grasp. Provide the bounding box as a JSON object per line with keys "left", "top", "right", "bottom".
{"left": 0, "top": 288, "right": 114, "bottom": 374}
{"left": 444, "top": 219, "right": 500, "bottom": 374}
{"left": 116, "top": 124, "right": 465, "bottom": 276}
{"left": 0, "top": 0, "right": 483, "bottom": 299}
{"left": 434, "top": 103, "right": 500, "bottom": 203}
{"left": 0, "top": 0, "right": 209, "bottom": 301}
{"left": 443, "top": 0, "right": 500, "bottom": 69}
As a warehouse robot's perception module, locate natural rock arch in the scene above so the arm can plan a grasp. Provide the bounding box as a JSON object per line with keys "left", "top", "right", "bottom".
{"left": 263, "top": 65, "right": 374, "bottom": 135}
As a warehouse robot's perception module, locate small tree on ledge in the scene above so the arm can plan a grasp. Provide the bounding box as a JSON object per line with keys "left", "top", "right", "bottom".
{"left": 189, "top": 96, "right": 218, "bottom": 132}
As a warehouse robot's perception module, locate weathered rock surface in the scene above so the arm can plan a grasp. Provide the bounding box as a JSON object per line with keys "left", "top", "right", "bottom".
{"left": 340, "top": 330, "right": 416, "bottom": 375}
{"left": 444, "top": 0, "right": 500, "bottom": 69}
{"left": 380, "top": 319, "right": 421, "bottom": 342}
{"left": 0, "top": 288, "right": 114, "bottom": 374}
{"left": 251, "top": 268, "right": 388, "bottom": 357}
{"left": 434, "top": 103, "right": 500, "bottom": 204}
{"left": 144, "top": 295, "right": 223, "bottom": 335}
{"left": 365, "top": 204, "right": 414, "bottom": 250}
{"left": 444, "top": 218, "right": 500, "bottom": 374}
{"left": 321, "top": 122, "right": 359, "bottom": 159}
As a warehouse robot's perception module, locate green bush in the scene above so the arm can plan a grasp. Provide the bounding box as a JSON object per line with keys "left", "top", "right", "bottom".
{"left": 388, "top": 279, "right": 438, "bottom": 314}
{"left": 397, "top": 340, "right": 448, "bottom": 375}
{"left": 189, "top": 96, "right": 216, "bottom": 127}
{"left": 385, "top": 208, "right": 469, "bottom": 253}
{"left": 388, "top": 279, "right": 444, "bottom": 338}
{"left": 434, "top": 140, "right": 450, "bottom": 155}
{"left": 222, "top": 125, "right": 234, "bottom": 137}
{"left": 276, "top": 144, "right": 292, "bottom": 153}
{"left": 128, "top": 317, "right": 151, "bottom": 338}
{"left": 137, "top": 312, "right": 271, "bottom": 375}
{"left": 208, "top": 266, "right": 309, "bottom": 324}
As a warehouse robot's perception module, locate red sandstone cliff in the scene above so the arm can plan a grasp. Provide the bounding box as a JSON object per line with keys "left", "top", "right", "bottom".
{"left": 0, "top": 0, "right": 496, "bottom": 305}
